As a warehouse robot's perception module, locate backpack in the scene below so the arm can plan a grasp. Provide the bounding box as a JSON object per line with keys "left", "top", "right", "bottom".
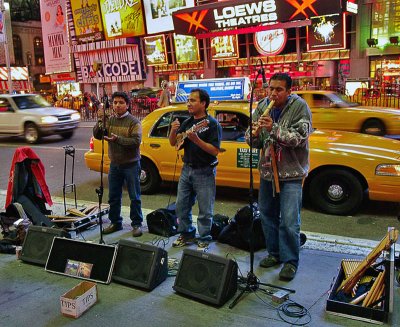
{"left": 146, "top": 206, "right": 178, "bottom": 237}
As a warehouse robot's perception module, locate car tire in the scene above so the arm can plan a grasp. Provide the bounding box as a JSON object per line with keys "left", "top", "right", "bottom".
{"left": 308, "top": 169, "right": 364, "bottom": 215}
{"left": 61, "top": 131, "right": 74, "bottom": 139}
{"left": 361, "top": 119, "right": 386, "bottom": 136}
{"left": 24, "top": 123, "right": 41, "bottom": 144}
{"left": 140, "top": 158, "right": 160, "bottom": 194}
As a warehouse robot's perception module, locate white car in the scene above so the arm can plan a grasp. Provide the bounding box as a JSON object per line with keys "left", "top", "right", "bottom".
{"left": 0, "top": 94, "right": 80, "bottom": 143}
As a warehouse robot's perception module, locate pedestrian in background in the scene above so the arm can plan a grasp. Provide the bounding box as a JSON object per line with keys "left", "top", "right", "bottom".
{"left": 157, "top": 80, "right": 171, "bottom": 108}
{"left": 246, "top": 73, "right": 312, "bottom": 281}
{"left": 93, "top": 91, "right": 144, "bottom": 237}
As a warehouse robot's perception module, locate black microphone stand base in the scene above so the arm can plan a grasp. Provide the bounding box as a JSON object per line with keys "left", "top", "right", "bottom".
{"left": 229, "top": 271, "right": 295, "bottom": 309}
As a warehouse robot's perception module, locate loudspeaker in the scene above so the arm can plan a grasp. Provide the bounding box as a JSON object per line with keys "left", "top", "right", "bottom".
{"left": 112, "top": 239, "right": 168, "bottom": 291}
{"left": 45, "top": 237, "right": 117, "bottom": 284}
{"left": 173, "top": 249, "right": 238, "bottom": 306}
{"left": 20, "top": 225, "right": 70, "bottom": 266}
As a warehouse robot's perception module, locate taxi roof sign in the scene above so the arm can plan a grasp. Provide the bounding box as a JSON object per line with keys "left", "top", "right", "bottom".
{"left": 174, "top": 77, "right": 250, "bottom": 103}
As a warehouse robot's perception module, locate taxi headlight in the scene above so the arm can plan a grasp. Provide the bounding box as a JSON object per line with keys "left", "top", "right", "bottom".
{"left": 41, "top": 116, "right": 58, "bottom": 124}
{"left": 71, "top": 112, "right": 81, "bottom": 120}
{"left": 375, "top": 164, "right": 400, "bottom": 176}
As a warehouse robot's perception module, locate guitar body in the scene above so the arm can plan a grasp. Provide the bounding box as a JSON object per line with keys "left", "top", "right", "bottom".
{"left": 175, "top": 119, "right": 209, "bottom": 151}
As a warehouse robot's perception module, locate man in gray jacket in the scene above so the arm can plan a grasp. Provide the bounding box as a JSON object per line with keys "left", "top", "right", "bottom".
{"left": 246, "top": 73, "right": 312, "bottom": 281}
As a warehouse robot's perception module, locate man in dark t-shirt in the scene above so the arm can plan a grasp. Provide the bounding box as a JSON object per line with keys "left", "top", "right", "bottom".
{"left": 169, "top": 88, "right": 222, "bottom": 251}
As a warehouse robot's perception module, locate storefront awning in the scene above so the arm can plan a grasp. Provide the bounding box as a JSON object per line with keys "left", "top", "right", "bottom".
{"left": 0, "top": 80, "right": 31, "bottom": 91}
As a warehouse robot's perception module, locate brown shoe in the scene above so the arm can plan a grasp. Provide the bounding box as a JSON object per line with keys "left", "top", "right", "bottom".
{"left": 132, "top": 226, "right": 143, "bottom": 237}
{"left": 103, "top": 224, "right": 123, "bottom": 235}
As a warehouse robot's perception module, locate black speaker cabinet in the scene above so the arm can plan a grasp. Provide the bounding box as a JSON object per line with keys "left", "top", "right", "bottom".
{"left": 45, "top": 237, "right": 117, "bottom": 284}
{"left": 112, "top": 239, "right": 168, "bottom": 291}
{"left": 20, "top": 225, "right": 70, "bottom": 266}
{"left": 173, "top": 249, "right": 238, "bottom": 306}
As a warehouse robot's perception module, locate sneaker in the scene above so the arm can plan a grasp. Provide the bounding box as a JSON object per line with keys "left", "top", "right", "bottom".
{"left": 132, "top": 226, "right": 143, "bottom": 237}
{"left": 172, "top": 235, "right": 195, "bottom": 247}
{"left": 197, "top": 241, "right": 209, "bottom": 252}
{"left": 279, "top": 263, "right": 297, "bottom": 281}
{"left": 259, "top": 255, "right": 281, "bottom": 268}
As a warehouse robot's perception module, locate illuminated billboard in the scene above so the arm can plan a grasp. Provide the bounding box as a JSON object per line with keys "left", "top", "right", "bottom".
{"left": 210, "top": 35, "right": 239, "bottom": 60}
{"left": 143, "top": 0, "right": 195, "bottom": 34}
{"left": 307, "top": 13, "right": 346, "bottom": 52}
{"left": 174, "top": 34, "right": 199, "bottom": 63}
{"left": 70, "top": 0, "right": 104, "bottom": 43}
{"left": 144, "top": 35, "right": 168, "bottom": 66}
{"left": 99, "top": 0, "right": 146, "bottom": 40}
{"left": 254, "top": 29, "right": 287, "bottom": 56}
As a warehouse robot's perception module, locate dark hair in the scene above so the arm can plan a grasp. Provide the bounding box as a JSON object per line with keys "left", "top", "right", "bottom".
{"left": 112, "top": 91, "right": 130, "bottom": 105}
{"left": 190, "top": 88, "right": 210, "bottom": 109}
{"left": 270, "top": 73, "right": 292, "bottom": 89}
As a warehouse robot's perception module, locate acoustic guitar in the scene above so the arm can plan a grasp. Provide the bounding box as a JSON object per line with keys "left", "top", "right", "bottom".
{"left": 175, "top": 119, "right": 209, "bottom": 150}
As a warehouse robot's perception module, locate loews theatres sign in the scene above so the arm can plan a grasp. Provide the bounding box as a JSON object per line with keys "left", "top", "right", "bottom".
{"left": 173, "top": 0, "right": 346, "bottom": 36}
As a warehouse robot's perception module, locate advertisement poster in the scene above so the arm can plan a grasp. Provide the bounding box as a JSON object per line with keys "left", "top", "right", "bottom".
{"left": 211, "top": 35, "right": 239, "bottom": 60}
{"left": 175, "top": 78, "right": 249, "bottom": 102}
{"left": 76, "top": 45, "right": 143, "bottom": 83}
{"left": 174, "top": 34, "right": 199, "bottom": 63}
{"left": 307, "top": 13, "right": 346, "bottom": 52}
{"left": 143, "top": 0, "right": 194, "bottom": 34}
{"left": 99, "top": 0, "right": 146, "bottom": 40}
{"left": 144, "top": 35, "right": 168, "bottom": 66}
{"left": 70, "top": 0, "right": 104, "bottom": 43}
{"left": 40, "top": 0, "right": 72, "bottom": 74}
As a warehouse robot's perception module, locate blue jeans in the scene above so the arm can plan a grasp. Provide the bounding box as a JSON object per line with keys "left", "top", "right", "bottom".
{"left": 175, "top": 165, "right": 216, "bottom": 241}
{"left": 258, "top": 178, "right": 303, "bottom": 267}
{"left": 108, "top": 161, "right": 143, "bottom": 228}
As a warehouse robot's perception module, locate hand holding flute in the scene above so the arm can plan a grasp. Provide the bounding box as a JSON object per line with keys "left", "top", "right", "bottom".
{"left": 252, "top": 100, "right": 275, "bottom": 137}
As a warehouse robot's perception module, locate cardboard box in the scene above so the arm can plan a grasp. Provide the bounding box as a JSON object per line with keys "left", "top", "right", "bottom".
{"left": 326, "top": 246, "right": 395, "bottom": 325}
{"left": 60, "top": 281, "right": 97, "bottom": 318}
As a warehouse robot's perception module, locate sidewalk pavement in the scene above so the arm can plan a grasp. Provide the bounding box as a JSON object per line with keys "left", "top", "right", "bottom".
{"left": 0, "top": 191, "right": 398, "bottom": 327}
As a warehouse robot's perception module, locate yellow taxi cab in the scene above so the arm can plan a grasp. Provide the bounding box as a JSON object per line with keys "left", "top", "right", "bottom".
{"left": 293, "top": 90, "right": 400, "bottom": 136}
{"left": 85, "top": 100, "right": 400, "bottom": 216}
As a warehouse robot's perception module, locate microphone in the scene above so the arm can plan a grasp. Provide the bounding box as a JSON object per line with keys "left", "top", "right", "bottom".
{"left": 258, "top": 61, "right": 268, "bottom": 88}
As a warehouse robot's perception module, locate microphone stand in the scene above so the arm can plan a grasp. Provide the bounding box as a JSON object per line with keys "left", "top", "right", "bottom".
{"left": 229, "top": 61, "right": 295, "bottom": 309}
{"left": 95, "top": 110, "right": 107, "bottom": 244}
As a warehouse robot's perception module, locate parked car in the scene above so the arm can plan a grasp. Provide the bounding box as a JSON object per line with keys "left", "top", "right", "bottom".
{"left": 0, "top": 94, "right": 80, "bottom": 143}
{"left": 85, "top": 101, "right": 400, "bottom": 216}
{"left": 294, "top": 90, "right": 400, "bottom": 136}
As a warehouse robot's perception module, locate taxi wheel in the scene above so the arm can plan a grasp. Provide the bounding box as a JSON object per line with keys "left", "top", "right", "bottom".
{"left": 24, "top": 123, "right": 41, "bottom": 144}
{"left": 308, "top": 169, "right": 364, "bottom": 215}
{"left": 361, "top": 119, "right": 386, "bottom": 136}
{"left": 140, "top": 158, "right": 160, "bottom": 194}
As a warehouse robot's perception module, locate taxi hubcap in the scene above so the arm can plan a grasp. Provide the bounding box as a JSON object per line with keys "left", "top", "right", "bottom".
{"left": 327, "top": 184, "right": 344, "bottom": 201}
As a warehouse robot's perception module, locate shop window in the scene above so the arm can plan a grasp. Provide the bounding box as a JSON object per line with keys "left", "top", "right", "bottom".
{"left": 13, "top": 35, "right": 24, "bottom": 66}
{"left": 33, "top": 37, "right": 45, "bottom": 66}
{"left": 216, "top": 111, "right": 248, "bottom": 142}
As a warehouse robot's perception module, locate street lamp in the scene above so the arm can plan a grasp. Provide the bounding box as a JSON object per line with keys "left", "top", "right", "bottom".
{"left": 0, "top": 0, "right": 13, "bottom": 94}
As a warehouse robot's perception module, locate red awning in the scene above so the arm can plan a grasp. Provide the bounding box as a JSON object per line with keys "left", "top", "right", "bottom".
{"left": 0, "top": 80, "right": 31, "bottom": 91}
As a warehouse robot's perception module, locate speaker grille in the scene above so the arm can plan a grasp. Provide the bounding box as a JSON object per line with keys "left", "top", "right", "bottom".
{"left": 20, "top": 226, "right": 70, "bottom": 266}
{"left": 113, "top": 246, "right": 155, "bottom": 285}
{"left": 112, "top": 239, "right": 168, "bottom": 291}
{"left": 173, "top": 249, "right": 238, "bottom": 306}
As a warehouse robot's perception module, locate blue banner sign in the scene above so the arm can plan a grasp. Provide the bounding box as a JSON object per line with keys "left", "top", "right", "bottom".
{"left": 175, "top": 78, "right": 250, "bottom": 103}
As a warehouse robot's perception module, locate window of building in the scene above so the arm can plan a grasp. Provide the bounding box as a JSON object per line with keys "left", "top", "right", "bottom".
{"left": 13, "top": 35, "right": 24, "bottom": 66}
{"left": 34, "top": 37, "right": 45, "bottom": 66}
